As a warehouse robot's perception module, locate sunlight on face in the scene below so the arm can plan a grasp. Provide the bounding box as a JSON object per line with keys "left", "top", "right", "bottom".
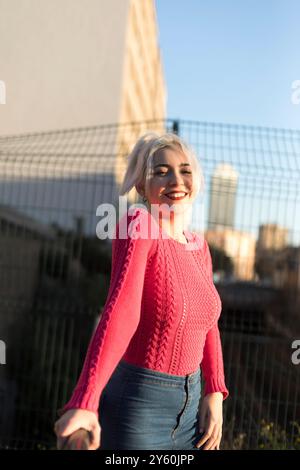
{"left": 144, "top": 147, "right": 194, "bottom": 217}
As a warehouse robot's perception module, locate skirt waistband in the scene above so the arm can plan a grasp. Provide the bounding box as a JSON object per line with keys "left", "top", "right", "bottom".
{"left": 117, "top": 359, "right": 201, "bottom": 385}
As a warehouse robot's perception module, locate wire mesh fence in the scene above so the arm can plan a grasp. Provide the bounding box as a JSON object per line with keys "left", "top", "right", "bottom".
{"left": 0, "top": 118, "right": 299, "bottom": 449}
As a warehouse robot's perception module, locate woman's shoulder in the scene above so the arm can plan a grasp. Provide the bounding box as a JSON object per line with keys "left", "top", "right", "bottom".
{"left": 114, "top": 206, "right": 156, "bottom": 252}
{"left": 191, "top": 232, "right": 211, "bottom": 256}
{"left": 117, "top": 206, "right": 151, "bottom": 236}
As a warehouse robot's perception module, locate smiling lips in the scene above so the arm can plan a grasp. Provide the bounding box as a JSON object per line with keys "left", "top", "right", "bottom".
{"left": 165, "top": 192, "right": 188, "bottom": 201}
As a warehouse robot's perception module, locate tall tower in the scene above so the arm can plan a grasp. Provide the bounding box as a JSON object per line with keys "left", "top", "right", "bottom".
{"left": 208, "top": 163, "right": 238, "bottom": 230}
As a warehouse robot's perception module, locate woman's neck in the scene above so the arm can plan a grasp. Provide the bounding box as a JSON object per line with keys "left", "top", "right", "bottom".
{"left": 160, "top": 219, "right": 186, "bottom": 241}
{"left": 146, "top": 205, "right": 189, "bottom": 242}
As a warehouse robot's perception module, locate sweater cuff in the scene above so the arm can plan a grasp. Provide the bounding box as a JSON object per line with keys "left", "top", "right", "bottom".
{"left": 203, "top": 376, "right": 229, "bottom": 401}
{"left": 57, "top": 387, "right": 100, "bottom": 419}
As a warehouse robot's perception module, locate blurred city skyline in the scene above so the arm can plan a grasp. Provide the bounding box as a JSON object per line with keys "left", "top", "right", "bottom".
{"left": 155, "top": 1, "right": 300, "bottom": 247}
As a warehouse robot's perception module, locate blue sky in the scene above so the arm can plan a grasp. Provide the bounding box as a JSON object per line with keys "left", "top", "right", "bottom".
{"left": 155, "top": 0, "right": 300, "bottom": 130}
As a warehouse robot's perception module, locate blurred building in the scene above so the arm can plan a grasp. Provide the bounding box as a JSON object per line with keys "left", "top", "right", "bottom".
{"left": 255, "top": 224, "right": 299, "bottom": 294}
{"left": 0, "top": 0, "right": 166, "bottom": 136}
{"left": 255, "top": 223, "right": 289, "bottom": 283}
{"left": 257, "top": 223, "right": 289, "bottom": 251}
{"left": 0, "top": 0, "right": 166, "bottom": 231}
{"left": 205, "top": 228, "right": 256, "bottom": 281}
{"left": 272, "top": 246, "right": 300, "bottom": 292}
{"left": 207, "top": 163, "right": 239, "bottom": 230}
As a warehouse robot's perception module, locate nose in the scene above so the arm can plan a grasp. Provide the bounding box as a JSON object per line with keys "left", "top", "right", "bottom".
{"left": 168, "top": 169, "right": 186, "bottom": 188}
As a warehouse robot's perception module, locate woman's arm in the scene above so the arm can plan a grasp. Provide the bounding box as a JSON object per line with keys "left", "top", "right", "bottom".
{"left": 201, "top": 321, "right": 229, "bottom": 400}
{"left": 196, "top": 238, "right": 229, "bottom": 450}
{"left": 199, "top": 238, "right": 229, "bottom": 400}
{"left": 197, "top": 321, "right": 228, "bottom": 450}
{"left": 58, "top": 208, "right": 155, "bottom": 417}
{"left": 196, "top": 391, "right": 224, "bottom": 450}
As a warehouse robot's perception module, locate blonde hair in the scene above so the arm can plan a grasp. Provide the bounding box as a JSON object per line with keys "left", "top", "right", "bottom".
{"left": 119, "top": 132, "right": 204, "bottom": 201}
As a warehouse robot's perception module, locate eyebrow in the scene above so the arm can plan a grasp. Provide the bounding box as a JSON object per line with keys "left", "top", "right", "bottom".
{"left": 154, "top": 163, "right": 191, "bottom": 169}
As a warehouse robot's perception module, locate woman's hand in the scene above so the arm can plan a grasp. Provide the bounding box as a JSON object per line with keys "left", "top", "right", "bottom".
{"left": 54, "top": 409, "right": 101, "bottom": 450}
{"left": 195, "top": 392, "right": 223, "bottom": 450}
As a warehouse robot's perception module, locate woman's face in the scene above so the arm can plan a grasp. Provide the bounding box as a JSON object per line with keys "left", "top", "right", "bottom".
{"left": 144, "top": 146, "right": 194, "bottom": 212}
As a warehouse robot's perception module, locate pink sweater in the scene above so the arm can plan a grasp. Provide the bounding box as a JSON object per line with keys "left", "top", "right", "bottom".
{"left": 60, "top": 207, "right": 229, "bottom": 417}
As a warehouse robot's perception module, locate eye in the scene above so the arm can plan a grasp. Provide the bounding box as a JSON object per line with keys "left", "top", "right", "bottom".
{"left": 155, "top": 170, "right": 192, "bottom": 176}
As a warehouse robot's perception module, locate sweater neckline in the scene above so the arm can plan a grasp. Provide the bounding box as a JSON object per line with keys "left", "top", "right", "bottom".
{"left": 140, "top": 208, "right": 197, "bottom": 248}
{"left": 160, "top": 226, "right": 195, "bottom": 246}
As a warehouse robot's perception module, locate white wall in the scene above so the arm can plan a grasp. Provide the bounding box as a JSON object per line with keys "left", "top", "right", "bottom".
{"left": 0, "top": 0, "right": 130, "bottom": 135}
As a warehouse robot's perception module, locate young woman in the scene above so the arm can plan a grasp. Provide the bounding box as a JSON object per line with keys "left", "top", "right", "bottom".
{"left": 54, "top": 132, "right": 229, "bottom": 450}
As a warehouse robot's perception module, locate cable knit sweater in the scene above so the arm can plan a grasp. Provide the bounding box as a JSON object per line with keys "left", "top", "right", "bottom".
{"left": 60, "top": 207, "right": 229, "bottom": 417}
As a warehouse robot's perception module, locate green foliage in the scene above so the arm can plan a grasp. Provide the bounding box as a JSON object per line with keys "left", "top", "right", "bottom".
{"left": 221, "top": 418, "right": 300, "bottom": 450}
{"left": 257, "top": 419, "right": 300, "bottom": 450}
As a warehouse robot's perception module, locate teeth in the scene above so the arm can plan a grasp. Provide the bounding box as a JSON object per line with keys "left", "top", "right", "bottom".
{"left": 167, "top": 192, "right": 187, "bottom": 198}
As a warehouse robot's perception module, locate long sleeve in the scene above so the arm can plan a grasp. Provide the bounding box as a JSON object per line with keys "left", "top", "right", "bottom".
{"left": 201, "top": 322, "right": 229, "bottom": 400}
{"left": 200, "top": 238, "right": 229, "bottom": 401}
{"left": 58, "top": 208, "right": 155, "bottom": 417}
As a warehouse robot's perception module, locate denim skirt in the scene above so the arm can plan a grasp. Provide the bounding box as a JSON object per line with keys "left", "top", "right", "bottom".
{"left": 99, "top": 359, "right": 203, "bottom": 450}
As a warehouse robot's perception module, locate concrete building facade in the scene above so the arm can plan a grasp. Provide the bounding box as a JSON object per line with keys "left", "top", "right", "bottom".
{"left": 0, "top": 0, "right": 166, "bottom": 232}
{"left": 0, "top": 0, "right": 166, "bottom": 136}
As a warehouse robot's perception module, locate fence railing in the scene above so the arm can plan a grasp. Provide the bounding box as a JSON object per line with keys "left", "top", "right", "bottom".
{"left": 0, "top": 118, "right": 299, "bottom": 449}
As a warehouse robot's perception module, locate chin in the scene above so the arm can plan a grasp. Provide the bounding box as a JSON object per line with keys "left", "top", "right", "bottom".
{"left": 159, "top": 201, "right": 193, "bottom": 218}
{"left": 170, "top": 202, "right": 193, "bottom": 215}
